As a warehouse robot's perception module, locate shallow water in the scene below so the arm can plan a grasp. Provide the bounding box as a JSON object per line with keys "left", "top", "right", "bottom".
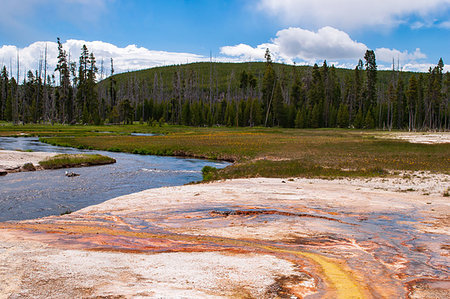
{"left": 0, "top": 137, "right": 229, "bottom": 221}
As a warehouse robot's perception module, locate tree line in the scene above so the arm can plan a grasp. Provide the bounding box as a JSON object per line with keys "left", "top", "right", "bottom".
{"left": 0, "top": 41, "right": 449, "bottom": 130}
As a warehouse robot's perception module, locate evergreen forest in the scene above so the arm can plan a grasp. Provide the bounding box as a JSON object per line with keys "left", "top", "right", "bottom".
{"left": 0, "top": 41, "right": 449, "bottom": 131}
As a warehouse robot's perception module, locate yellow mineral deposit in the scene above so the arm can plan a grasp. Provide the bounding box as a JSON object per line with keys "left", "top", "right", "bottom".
{"left": 1, "top": 177, "right": 449, "bottom": 298}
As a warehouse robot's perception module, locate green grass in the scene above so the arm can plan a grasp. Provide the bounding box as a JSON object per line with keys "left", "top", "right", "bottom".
{"left": 0, "top": 123, "right": 162, "bottom": 137}
{"left": 205, "top": 160, "right": 390, "bottom": 181}
{"left": 2, "top": 124, "right": 448, "bottom": 180}
{"left": 25, "top": 125, "right": 448, "bottom": 180}
{"left": 39, "top": 154, "right": 116, "bottom": 169}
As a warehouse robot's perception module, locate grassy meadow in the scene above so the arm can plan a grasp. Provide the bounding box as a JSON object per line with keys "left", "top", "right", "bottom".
{"left": 1, "top": 123, "right": 449, "bottom": 180}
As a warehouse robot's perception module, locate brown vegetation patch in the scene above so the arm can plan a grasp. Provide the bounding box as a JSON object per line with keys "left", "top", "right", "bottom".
{"left": 209, "top": 209, "right": 353, "bottom": 225}
{"left": 407, "top": 279, "right": 450, "bottom": 299}
{"left": 265, "top": 274, "right": 315, "bottom": 298}
{"left": 287, "top": 235, "right": 351, "bottom": 247}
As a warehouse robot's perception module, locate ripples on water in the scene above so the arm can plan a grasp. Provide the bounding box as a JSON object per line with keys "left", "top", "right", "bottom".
{"left": 0, "top": 137, "right": 229, "bottom": 221}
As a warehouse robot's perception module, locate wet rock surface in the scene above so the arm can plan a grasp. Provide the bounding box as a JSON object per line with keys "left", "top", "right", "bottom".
{"left": 0, "top": 177, "right": 449, "bottom": 298}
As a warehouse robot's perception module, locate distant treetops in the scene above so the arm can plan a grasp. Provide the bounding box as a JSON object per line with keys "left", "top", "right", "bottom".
{"left": 0, "top": 42, "right": 448, "bottom": 131}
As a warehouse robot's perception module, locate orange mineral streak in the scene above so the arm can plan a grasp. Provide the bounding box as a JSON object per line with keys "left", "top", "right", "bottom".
{"left": 3, "top": 176, "right": 447, "bottom": 298}
{"left": 0, "top": 222, "right": 368, "bottom": 298}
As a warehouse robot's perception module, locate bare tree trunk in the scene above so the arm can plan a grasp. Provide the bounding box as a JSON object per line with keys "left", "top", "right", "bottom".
{"left": 13, "top": 50, "right": 19, "bottom": 124}
{"left": 36, "top": 54, "right": 43, "bottom": 123}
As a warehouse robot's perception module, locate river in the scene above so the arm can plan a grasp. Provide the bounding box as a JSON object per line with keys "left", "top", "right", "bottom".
{"left": 0, "top": 137, "right": 229, "bottom": 221}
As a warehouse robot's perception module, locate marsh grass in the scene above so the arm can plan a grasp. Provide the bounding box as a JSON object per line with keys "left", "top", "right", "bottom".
{"left": 204, "top": 160, "right": 390, "bottom": 181}
{"left": 2, "top": 124, "right": 447, "bottom": 180}
{"left": 39, "top": 154, "right": 116, "bottom": 169}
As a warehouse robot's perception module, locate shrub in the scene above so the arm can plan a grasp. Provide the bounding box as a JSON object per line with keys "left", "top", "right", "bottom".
{"left": 22, "top": 162, "right": 36, "bottom": 171}
{"left": 202, "top": 166, "right": 217, "bottom": 181}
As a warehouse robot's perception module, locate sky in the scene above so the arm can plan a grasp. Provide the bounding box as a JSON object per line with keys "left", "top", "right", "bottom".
{"left": 0, "top": 0, "right": 449, "bottom": 79}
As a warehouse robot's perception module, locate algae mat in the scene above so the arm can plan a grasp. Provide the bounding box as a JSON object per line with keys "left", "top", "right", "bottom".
{"left": 1, "top": 177, "right": 449, "bottom": 298}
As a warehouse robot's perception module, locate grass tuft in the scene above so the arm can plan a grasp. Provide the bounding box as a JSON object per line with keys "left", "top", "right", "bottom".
{"left": 39, "top": 154, "right": 116, "bottom": 169}
{"left": 444, "top": 188, "right": 450, "bottom": 197}
{"left": 22, "top": 162, "right": 36, "bottom": 171}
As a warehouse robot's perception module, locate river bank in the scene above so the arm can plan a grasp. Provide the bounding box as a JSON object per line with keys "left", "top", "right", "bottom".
{"left": 0, "top": 150, "right": 115, "bottom": 175}
{"left": 0, "top": 137, "right": 229, "bottom": 221}
{"left": 1, "top": 176, "right": 448, "bottom": 298}
{"left": 0, "top": 150, "right": 58, "bottom": 174}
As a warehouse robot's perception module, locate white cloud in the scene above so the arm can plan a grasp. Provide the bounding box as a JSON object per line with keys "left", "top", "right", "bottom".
{"left": 401, "top": 63, "right": 450, "bottom": 73}
{"left": 274, "top": 27, "right": 367, "bottom": 61}
{"left": 220, "top": 43, "right": 272, "bottom": 61}
{"left": 438, "top": 21, "right": 450, "bottom": 28}
{"left": 220, "top": 26, "right": 435, "bottom": 71}
{"left": 0, "top": 39, "right": 211, "bottom": 81}
{"left": 409, "top": 19, "right": 450, "bottom": 29}
{"left": 0, "top": 36, "right": 442, "bottom": 83}
{"left": 62, "top": 40, "right": 207, "bottom": 73}
{"left": 376, "top": 52, "right": 450, "bottom": 78}
{"left": 375, "top": 48, "right": 426, "bottom": 63}
{"left": 221, "top": 26, "right": 367, "bottom": 63}
{"left": 257, "top": 0, "right": 450, "bottom": 30}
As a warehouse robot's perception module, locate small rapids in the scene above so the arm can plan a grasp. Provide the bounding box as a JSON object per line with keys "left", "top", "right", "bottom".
{"left": 0, "top": 137, "right": 229, "bottom": 221}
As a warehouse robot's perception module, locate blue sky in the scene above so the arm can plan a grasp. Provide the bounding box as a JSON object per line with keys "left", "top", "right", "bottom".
{"left": 0, "top": 0, "right": 449, "bottom": 76}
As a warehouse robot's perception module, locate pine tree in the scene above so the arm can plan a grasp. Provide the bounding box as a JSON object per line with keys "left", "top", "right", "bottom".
{"left": 337, "top": 103, "right": 349, "bottom": 128}
{"left": 308, "top": 64, "right": 324, "bottom": 106}
{"left": 290, "top": 75, "right": 303, "bottom": 108}
{"left": 252, "top": 98, "right": 263, "bottom": 126}
{"left": 396, "top": 78, "right": 405, "bottom": 129}
{"left": 225, "top": 100, "right": 236, "bottom": 127}
{"left": 272, "top": 80, "right": 285, "bottom": 126}
{"left": 364, "top": 50, "right": 377, "bottom": 110}
{"left": 364, "top": 109, "right": 375, "bottom": 129}
{"left": 0, "top": 66, "right": 8, "bottom": 120}
{"left": 311, "top": 103, "right": 321, "bottom": 128}
{"left": 444, "top": 72, "right": 450, "bottom": 130}
{"left": 287, "top": 104, "right": 296, "bottom": 128}
{"left": 262, "top": 49, "right": 276, "bottom": 126}
{"left": 406, "top": 75, "right": 418, "bottom": 131}
{"left": 77, "top": 45, "right": 89, "bottom": 121}
{"left": 120, "top": 98, "right": 133, "bottom": 124}
{"left": 181, "top": 101, "right": 191, "bottom": 125}
{"left": 55, "top": 38, "right": 72, "bottom": 123}
{"left": 353, "top": 107, "right": 364, "bottom": 129}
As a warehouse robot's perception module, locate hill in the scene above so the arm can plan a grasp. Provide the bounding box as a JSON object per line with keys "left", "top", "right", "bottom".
{"left": 100, "top": 61, "right": 416, "bottom": 94}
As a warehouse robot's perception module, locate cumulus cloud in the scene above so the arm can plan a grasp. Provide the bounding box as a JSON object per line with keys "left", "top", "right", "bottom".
{"left": 221, "top": 26, "right": 367, "bottom": 63}
{"left": 0, "top": 35, "right": 441, "bottom": 83}
{"left": 220, "top": 43, "right": 273, "bottom": 61}
{"left": 220, "top": 26, "right": 435, "bottom": 71}
{"left": 0, "top": 39, "right": 211, "bottom": 80}
{"left": 274, "top": 27, "right": 367, "bottom": 61}
{"left": 257, "top": 0, "right": 450, "bottom": 30}
{"left": 402, "top": 63, "right": 450, "bottom": 73}
{"left": 375, "top": 48, "right": 426, "bottom": 63}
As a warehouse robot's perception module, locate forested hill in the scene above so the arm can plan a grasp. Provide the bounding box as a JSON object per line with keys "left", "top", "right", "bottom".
{"left": 102, "top": 61, "right": 413, "bottom": 95}
{"left": 97, "top": 57, "right": 448, "bottom": 130}
{"left": 0, "top": 43, "right": 448, "bottom": 130}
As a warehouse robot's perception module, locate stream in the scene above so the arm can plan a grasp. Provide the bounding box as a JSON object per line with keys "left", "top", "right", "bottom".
{"left": 0, "top": 137, "right": 229, "bottom": 222}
